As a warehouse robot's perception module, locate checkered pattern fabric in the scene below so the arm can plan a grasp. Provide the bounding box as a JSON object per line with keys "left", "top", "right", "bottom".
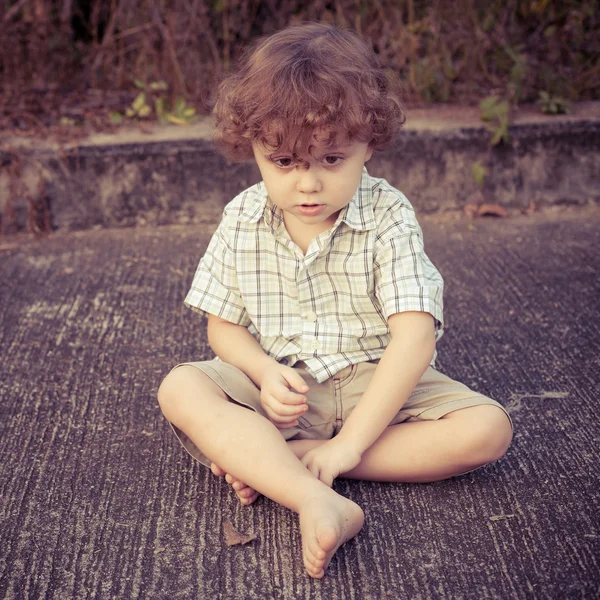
{"left": 185, "top": 168, "right": 444, "bottom": 383}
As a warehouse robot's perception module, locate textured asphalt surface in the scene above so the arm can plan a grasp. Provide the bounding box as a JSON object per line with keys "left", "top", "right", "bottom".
{"left": 1, "top": 205, "right": 599, "bottom": 599}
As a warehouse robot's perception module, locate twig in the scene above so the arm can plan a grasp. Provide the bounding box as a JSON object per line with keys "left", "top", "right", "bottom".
{"left": 112, "top": 21, "right": 154, "bottom": 42}
{"left": 151, "top": 4, "right": 186, "bottom": 95}
{"left": 91, "top": 0, "right": 130, "bottom": 74}
{"left": 3, "top": 0, "right": 33, "bottom": 23}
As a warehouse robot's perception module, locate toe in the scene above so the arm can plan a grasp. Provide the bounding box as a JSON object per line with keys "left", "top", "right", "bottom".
{"left": 305, "top": 561, "right": 324, "bottom": 579}
{"left": 245, "top": 491, "right": 259, "bottom": 504}
{"left": 210, "top": 463, "right": 226, "bottom": 477}
{"left": 308, "top": 536, "right": 326, "bottom": 560}
{"left": 240, "top": 490, "right": 259, "bottom": 505}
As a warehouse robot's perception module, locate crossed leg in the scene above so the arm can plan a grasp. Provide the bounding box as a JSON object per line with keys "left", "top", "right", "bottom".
{"left": 215, "top": 404, "right": 512, "bottom": 501}
{"left": 158, "top": 366, "right": 365, "bottom": 579}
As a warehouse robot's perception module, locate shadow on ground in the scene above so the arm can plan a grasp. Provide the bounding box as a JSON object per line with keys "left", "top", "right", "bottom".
{"left": 0, "top": 206, "right": 598, "bottom": 599}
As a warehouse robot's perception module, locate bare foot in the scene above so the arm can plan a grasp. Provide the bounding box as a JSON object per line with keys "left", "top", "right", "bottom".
{"left": 210, "top": 463, "right": 260, "bottom": 505}
{"left": 299, "top": 492, "right": 364, "bottom": 579}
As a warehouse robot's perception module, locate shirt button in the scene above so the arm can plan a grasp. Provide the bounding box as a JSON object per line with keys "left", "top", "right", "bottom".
{"left": 310, "top": 337, "right": 320, "bottom": 350}
{"left": 305, "top": 311, "right": 317, "bottom": 322}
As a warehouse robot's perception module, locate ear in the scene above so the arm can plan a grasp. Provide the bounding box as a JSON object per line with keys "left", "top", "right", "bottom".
{"left": 365, "top": 146, "right": 374, "bottom": 162}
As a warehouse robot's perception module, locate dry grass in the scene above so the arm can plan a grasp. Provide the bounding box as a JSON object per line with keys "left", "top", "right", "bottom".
{"left": 0, "top": 0, "right": 598, "bottom": 131}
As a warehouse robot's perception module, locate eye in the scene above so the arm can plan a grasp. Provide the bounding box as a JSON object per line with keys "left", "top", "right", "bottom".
{"left": 323, "top": 155, "right": 343, "bottom": 166}
{"left": 272, "top": 157, "right": 294, "bottom": 168}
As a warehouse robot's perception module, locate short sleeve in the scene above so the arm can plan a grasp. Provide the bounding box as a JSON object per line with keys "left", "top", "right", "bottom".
{"left": 374, "top": 204, "right": 444, "bottom": 333}
{"left": 184, "top": 219, "right": 251, "bottom": 327}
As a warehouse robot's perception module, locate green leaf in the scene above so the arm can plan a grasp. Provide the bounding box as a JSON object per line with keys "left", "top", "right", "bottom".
{"left": 109, "top": 111, "right": 124, "bottom": 125}
{"left": 150, "top": 80, "right": 168, "bottom": 91}
{"left": 134, "top": 79, "right": 146, "bottom": 90}
{"left": 138, "top": 105, "right": 152, "bottom": 118}
{"left": 471, "top": 161, "right": 488, "bottom": 186}
{"left": 174, "top": 97, "right": 186, "bottom": 114}
{"left": 183, "top": 107, "right": 196, "bottom": 118}
{"left": 132, "top": 92, "right": 147, "bottom": 112}
{"left": 480, "top": 95, "right": 500, "bottom": 121}
{"left": 155, "top": 97, "right": 165, "bottom": 117}
{"left": 490, "top": 123, "right": 510, "bottom": 146}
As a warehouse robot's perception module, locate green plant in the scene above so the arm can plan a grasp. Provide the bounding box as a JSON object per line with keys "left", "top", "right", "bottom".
{"left": 479, "top": 95, "right": 511, "bottom": 146}
{"left": 110, "top": 79, "right": 196, "bottom": 126}
{"left": 125, "top": 91, "right": 152, "bottom": 119}
{"left": 538, "top": 91, "right": 570, "bottom": 114}
{"left": 471, "top": 161, "right": 488, "bottom": 187}
{"left": 155, "top": 96, "right": 196, "bottom": 125}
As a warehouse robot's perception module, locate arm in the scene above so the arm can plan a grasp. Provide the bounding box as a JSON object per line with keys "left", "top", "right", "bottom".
{"left": 336, "top": 311, "right": 435, "bottom": 452}
{"left": 301, "top": 311, "right": 435, "bottom": 484}
{"left": 207, "top": 313, "right": 276, "bottom": 387}
{"left": 207, "top": 314, "right": 309, "bottom": 428}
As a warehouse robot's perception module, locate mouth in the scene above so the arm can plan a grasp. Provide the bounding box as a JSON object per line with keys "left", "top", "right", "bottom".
{"left": 297, "top": 203, "right": 325, "bottom": 216}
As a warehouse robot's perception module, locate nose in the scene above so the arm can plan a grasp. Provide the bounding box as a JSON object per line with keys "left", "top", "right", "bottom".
{"left": 296, "top": 168, "right": 322, "bottom": 194}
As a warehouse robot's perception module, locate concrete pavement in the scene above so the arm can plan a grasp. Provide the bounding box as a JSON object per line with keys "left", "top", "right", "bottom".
{"left": 0, "top": 205, "right": 599, "bottom": 599}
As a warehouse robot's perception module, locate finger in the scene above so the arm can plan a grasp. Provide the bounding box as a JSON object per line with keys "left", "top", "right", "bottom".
{"left": 276, "top": 388, "right": 309, "bottom": 406}
{"left": 281, "top": 369, "right": 309, "bottom": 394}
{"left": 264, "top": 410, "right": 300, "bottom": 429}
{"left": 303, "top": 458, "right": 320, "bottom": 480}
{"left": 320, "top": 471, "right": 334, "bottom": 488}
{"left": 263, "top": 394, "right": 308, "bottom": 416}
{"left": 265, "top": 381, "right": 307, "bottom": 406}
{"left": 263, "top": 404, "right": 302, "bottom": 424}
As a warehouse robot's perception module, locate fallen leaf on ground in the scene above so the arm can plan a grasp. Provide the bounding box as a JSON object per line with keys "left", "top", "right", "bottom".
{"left": 478, "top": 204, "right": 508, "bottom": 217}
{"left": 463, "top": 203, "right": 480, "bottom": 219}
{"left": 524, "top": 200, "right": 536, "bottom": 215}
{"left": 223, "top": 521, "right": 257, "bottom": 546}
{"left": 489, "top": 514, "right": 516, "bottom": 521}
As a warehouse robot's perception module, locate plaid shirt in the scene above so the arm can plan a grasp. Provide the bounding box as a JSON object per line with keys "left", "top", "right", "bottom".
{"left": 185, "top": 168, "right": 444, "bottom": 383}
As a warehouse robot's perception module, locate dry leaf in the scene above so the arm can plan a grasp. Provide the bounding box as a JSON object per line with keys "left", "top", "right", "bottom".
{"left": 524, "top": 200, "right": 536, "bottom": 215}
{"left": 464, "top": 191, "right": 486, "bottom": 219}
{"left": 477, "top": 204, "right": 508, "bottom": 218}
{"left": 463, "top": 203, "right": 480, "bottom": 219}
{"left": 223, "top": 521, "right": 257, "bottom": 546}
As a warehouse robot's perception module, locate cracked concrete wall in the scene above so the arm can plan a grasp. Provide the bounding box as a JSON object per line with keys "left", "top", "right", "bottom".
{"left": 1, "top": 119, "right": 599, "bottom": 232}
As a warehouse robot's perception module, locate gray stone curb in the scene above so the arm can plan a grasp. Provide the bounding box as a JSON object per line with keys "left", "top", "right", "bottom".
{"left": 1, "top": 104, "right": 599, "bottom": 232}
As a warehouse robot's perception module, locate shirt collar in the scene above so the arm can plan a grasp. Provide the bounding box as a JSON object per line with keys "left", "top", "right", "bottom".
{"left": 233, "top": 168, "right": 376, "bottom": 232}
{"left": 340, "top": 168, "right": 376, "bottom": 231}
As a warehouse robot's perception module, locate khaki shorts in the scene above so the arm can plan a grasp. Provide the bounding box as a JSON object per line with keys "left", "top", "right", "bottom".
{"left": 168, "top": 359, "right": 513, "bottom": 468}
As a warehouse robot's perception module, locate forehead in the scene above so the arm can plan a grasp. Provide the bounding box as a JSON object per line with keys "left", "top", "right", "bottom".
{"left": 256, "top": 126, "right": 353, "bottom": 155}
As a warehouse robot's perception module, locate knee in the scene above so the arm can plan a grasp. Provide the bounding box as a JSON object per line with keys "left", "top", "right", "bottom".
{"left": 446, "top": 405, "right": 512, "bottom": 469}
{"left": 466, "top": 405, "right": 513, "bottom": 465}
{"left": 157, "top": 366, "right": 197, "bottom": 423}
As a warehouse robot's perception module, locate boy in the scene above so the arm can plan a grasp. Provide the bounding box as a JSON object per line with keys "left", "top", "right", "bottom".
{"left": 158, "top": 23, "right": 513, "bottom": 579}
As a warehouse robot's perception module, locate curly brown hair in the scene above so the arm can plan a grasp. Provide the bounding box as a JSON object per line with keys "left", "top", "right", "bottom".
{"left": 211, "top": 22, "right": 406, "bottom": 162}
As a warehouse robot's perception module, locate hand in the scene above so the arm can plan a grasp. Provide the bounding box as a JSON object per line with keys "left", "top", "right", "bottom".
{"left": 259, "top": 363, "right": 309, "bottom": 429}
{"left": 301, "top": 437, "right": 362, "bottom": 487}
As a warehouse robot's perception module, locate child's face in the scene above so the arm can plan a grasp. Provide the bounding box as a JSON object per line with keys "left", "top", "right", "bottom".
{"left": 252, "top": 133, "right": 373, "bottom": 231}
